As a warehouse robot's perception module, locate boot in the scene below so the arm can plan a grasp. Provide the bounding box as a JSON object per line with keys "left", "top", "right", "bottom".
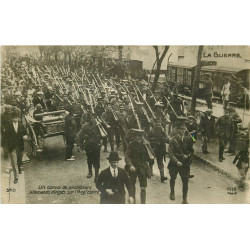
{"left": 94, "top": 168, "right": 99, "bottom": 183}
{"left": 182, "top": 195, "right": 189, "bottom": 204}
{"left": 170, "top": 192, "right": 175, "bottom": 200}
{"left": 140, "top": 189, "right": 146, "bottom": 204}
{"left": 159, "top": 166, "right": 167, "bottom": 182}
{"left": 87, "top": 164, "right": 93, "bottom": 178}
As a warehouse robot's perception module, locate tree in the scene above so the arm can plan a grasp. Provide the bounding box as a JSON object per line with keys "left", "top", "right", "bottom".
{"left": 152, "top": 46, "right": 170, "bottom": 92}
{"left": 191, "top": 46, "right": 204, "bottom": 115}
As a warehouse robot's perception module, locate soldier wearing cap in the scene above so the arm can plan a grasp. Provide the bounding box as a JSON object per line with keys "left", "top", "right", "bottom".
{"left": 33, "top": 91, "right": 46, "bottom": 110}
{"left": 168, "top": 116, "right": 194, "bottom": 204}
{"left": 2, "top": 107, "right": 27, "bottom": 184}
{"left": 125, "top": 128, "right": 154, "bottom": 204}
{"left": 148, "top": 119, "right": 169, "bottom": 182}
{"left": 200, "top": 109, "right": 215, "bottom": 154}
{"left": 96, "top": 151, "right": 133, "bottom": 204}
{"left": 215, "top": 108, "right": 231, "bottom": 162}
{"left": 76, "top": 113, "right": 102, "bottom": 182}
{"left": 102, "top": 102, "right": 121, "bottom": 151}
{"left": 227, "top": 102, "right": 242, "bottom": 155}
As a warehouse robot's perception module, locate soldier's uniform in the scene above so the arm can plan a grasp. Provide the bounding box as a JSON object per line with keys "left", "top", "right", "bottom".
{"left": 215, "top": 109, "right": 231, "bottom": 161}
{"left": 76, "top": 114, "right": 102, "bottom": 182}
{"left": 148, "top": 120, "right": 169, "bottom": 182}
{"left": 125, "top": 129, "right": 154, "bottom": 204}
{"left": 168, "top": 117, "right": 194, "bottom": 204}
{"left": 102, "top": 104, "right": 121, "bottom": 151}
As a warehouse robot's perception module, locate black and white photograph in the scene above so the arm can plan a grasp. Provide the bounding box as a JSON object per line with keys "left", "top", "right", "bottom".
{"left": 1, "top": 45, "right": 249, "bottom": 204}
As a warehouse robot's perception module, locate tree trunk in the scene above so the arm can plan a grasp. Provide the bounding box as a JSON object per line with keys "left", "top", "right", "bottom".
{"left": 152, "top": 46, "right": 170, "bottom": 93}
{"left": 118, "top": 46, "right": 123, "bottom": 61}
{"left": 191, "top": 46, "right": 204, "bottom": 115}
{"left": 55, "top": 51, "right": 58, "bottom": 62}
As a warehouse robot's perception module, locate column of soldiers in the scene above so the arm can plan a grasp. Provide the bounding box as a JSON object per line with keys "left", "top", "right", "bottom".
{"left": 1, "top": 55, "right": 249, "bottom": 203}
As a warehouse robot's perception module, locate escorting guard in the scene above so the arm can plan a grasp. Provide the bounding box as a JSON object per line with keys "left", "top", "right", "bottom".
{"left": 148, "top": 119, "right": 169, "bottom": 182}
{"left": 215, "top": 108, "right": 231, "bottom": 162}
{"left": 76, "top": 113, "right": 102, "bottom": 182}
{"left": 125, "top": 129, "right": 154, "bottom": 204}
{"left": 227, "top": 102, "right": 242, "bottom": 155}
{"left": 199, "top": 109, "right": 215, "bottom": 154}
{"left": 168, "top": 117, "right": 194, "bottom": 204}
{"left": 64, "top": 106, "right": 77, "bottom": 161}
{"left": 96, "top": 151, "right": 133, "bottom": 204}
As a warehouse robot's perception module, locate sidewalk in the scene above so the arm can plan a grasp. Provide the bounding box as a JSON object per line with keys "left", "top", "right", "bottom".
{"left": 193, "top": 137, "right": 242, "bottom": 182}
{"left": 1, "top": 151, "right": 27, "bottom": 204}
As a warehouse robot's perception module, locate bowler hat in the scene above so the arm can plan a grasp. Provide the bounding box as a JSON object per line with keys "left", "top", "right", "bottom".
{"left": 106, "top": 151, "right": 122, "bottom": 161}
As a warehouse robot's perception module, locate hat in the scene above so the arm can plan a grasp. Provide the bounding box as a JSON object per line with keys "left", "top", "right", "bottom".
{"left": 106, "top": 151, "right": 122, "bottom": 161}
{"left": 37, "top": 91, "right": 43, "bottom": 95}
{"left": 35, "top": 104, "right": 42, "bottom": 110}
{"left": 206, "top": 108, "right": 213, "bottom": 113}
{"left": 11, "top": 107, "right": 21, "bottom": 118}
{"left": 204, "top": 73, "right": 211, "bottom": 76}
{"left": 175, "top": 116, "right": 188, "bottom": 126}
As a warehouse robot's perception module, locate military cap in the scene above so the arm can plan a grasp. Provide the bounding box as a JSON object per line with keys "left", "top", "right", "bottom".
{"left": 37, "top": 91, "right": 43, "bottom": 95}
{"left": 206, "top": 108, "right": 213, "bottom": 113}
{"left": 175, "top": 116, "right": 188, "bottom": 125}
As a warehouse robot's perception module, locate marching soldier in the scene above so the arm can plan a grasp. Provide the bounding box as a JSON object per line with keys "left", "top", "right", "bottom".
{"left": 215, "top": 108, "right": 231, "bottom": 162}
{"left": 125, "top": 128, "right": 154, "bottom": 204}
{"left": 76, "top": 113, "right": 102, "bottom": 182}
{"left": 168, "top": 117, "right": 194, "bottom": 204}
{"left": 148, "top": 119, "right": 169, "bottom": 182}
{"left": 102, "top": 102, "right": 121, "bottom": 151}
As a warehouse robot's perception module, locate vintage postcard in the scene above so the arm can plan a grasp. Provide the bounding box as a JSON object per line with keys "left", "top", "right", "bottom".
{"left": 1, "top": 45, "right": 249, "bottom": 204}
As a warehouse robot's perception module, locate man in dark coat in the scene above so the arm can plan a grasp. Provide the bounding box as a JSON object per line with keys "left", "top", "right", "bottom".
{"left": 96, "top": 151, "right": 133, "bottom": 204}
{"left": 148, "top": 119, "right": 169, "bottom": 182}
{"left": 215, "top": 108, "right": 231, "bottom": 162}
{"left": 168, "top": 117, "right": 194, "bottom": 204}
{"left": 64, "top": 106, "right": 77, "bottom": 161}
{"left": 3, "top": 108, "right": 27, "bottom": 183}
{"left": 199, "top": 109, "right": 215, "bottom": 154}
